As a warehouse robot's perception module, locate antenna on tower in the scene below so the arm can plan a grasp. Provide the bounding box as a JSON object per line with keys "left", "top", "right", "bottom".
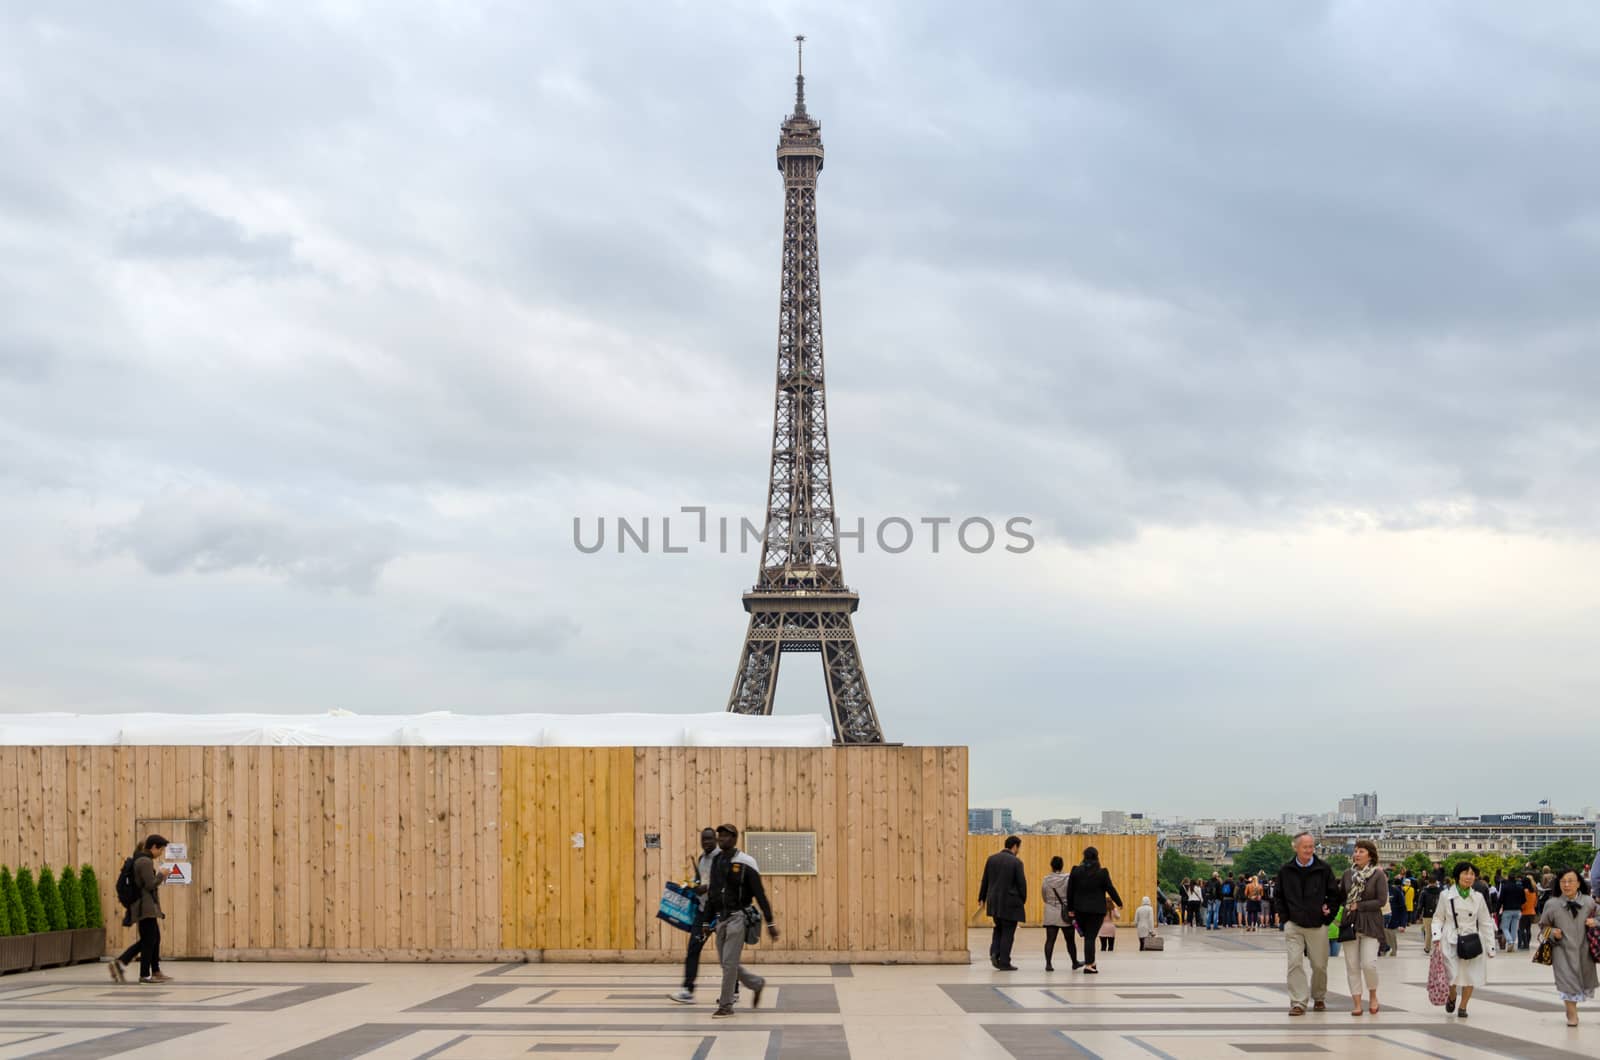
{"left": 793, "top": 34, "right": 807, "bottom": 115}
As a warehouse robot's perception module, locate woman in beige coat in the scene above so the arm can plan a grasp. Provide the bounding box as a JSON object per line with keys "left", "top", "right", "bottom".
{"left": 1041, "top": 856, "right": 1079, "bottom": 971}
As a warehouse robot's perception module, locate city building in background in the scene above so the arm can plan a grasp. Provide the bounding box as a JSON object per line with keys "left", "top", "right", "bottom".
{"left": 968, "top": 807, "right": 1014, "bottom": 834}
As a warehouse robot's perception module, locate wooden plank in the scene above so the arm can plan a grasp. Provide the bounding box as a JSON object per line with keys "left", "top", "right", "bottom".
{"left": 460, "top": 747, "right": 474, "bottom": 950}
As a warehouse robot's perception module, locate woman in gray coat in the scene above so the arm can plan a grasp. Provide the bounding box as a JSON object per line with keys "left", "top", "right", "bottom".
{"left": 1536, "top": 868, "right": 1598, "bottom": 1027}
{"left": 110, "top": 835, "right": 172, "bottom": 984}
{"left": 1340, "top": 839, "right": 1388, "bottom": 1016}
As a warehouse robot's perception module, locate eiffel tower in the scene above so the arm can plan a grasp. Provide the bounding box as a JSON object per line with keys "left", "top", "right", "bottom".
{"left": 726, "top": 38, "right": 886, "bottom": 745}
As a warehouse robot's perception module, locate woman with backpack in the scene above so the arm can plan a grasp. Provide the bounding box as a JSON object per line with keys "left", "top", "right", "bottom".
{"left": 110, "top": 834, "right": 172, "bottom": 984}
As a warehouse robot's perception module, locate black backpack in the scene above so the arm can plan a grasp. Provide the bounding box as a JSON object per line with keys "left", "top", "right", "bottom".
{"left": 115, "top": 857, "right": 140, "bottom": 908}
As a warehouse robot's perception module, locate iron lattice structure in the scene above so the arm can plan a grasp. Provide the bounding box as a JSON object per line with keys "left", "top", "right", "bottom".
{"left": 726, "top": 39, "right": 886, "bottom": 745}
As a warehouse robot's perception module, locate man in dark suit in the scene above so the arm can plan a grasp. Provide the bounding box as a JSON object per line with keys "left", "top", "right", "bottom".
{"left": 978, "top": 835, "right": 1027, "bottom": 970}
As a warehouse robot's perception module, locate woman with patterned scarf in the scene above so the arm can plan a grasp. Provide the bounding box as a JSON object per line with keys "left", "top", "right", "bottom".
{"left": 1339, "top": 839, "right": 1388, "bottom": 1015}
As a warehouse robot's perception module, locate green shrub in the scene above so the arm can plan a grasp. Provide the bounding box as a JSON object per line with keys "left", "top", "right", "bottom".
{"left": 79, "top": 865, "right": 105, "bottom": 929}
{"left": 59, "top": 867, "right": 87, "bottom": 930}
{"left": 16, "top": 868, "right": 46, "bottom": 934}
{"left": 0, "top": 869, "right": 12, "bottom": 936}
{"left": 37, "top": 867, "right": 67, "bottom": 932}
{"left": 1, "top": 868, "right": 24, "bottom": 935}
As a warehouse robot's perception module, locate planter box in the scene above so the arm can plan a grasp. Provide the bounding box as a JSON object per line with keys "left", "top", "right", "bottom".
{"left": 0, "top": 935, "right": 33, "bottom": 975}
{"left": 30, "top": 930, "right": 74, "bottom": 970}
{"left": 71, "top": 927, "right": 106, "bottom": 964}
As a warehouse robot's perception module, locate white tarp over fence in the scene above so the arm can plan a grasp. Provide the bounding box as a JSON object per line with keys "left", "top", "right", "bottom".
{"left": 0, "top": 711, "right": 836, "bottom": 747}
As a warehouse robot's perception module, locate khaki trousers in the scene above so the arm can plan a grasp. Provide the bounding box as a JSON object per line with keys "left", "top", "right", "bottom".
{"left": 1343, "top": 935, "right": 1380, "bottom": 995}
{"left": 1284, "top": 922, "right": 1330, "bottom": 1007}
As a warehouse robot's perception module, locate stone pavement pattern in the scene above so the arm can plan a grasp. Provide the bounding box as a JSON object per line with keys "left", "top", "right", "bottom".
{"left": 0, "top": 927, "right": 1592, "bottom": 1058}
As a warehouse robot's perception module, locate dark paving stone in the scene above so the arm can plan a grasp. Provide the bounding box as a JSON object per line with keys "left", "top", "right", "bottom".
{"left": 272, "top": 1023, "right": 849, "bottom": 1060}
{"left": 981, "top": 1021, "right": 1594, "bottom": 1060}
{"left": 0, "top": 1020, "right": 218, "bottom": 1059}
{"left": 0, "top": 981, "right": 359, "bottom": 1013}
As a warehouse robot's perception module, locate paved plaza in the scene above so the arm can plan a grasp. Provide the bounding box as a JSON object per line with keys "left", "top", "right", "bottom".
{"left": 0, "top": 926, "right": 1591, "bottom": 1058}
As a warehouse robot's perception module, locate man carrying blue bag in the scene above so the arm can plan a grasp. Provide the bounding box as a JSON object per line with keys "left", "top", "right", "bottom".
{"left": 667, "top": 828, "right": 721, "bottom": 1004}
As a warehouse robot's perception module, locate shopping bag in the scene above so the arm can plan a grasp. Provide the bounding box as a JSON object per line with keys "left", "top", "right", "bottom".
{"left": 656, "top": 881, "right": 700, "bottom": 934}
{"left": 1426, "top": 946, "right": 1450, "bottom": 1006}
{"left": 1587, "top": 924, "right": 1600, "bottom": 964}
{"left": 1533, "top": 929, "right": 1556, "bottom": 967}
{"left": 1143, "top": 934, "right": 1164, "bottom": 952}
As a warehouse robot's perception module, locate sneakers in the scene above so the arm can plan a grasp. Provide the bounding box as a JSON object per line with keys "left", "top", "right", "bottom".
{"left": 711, "top": 1005, "right": 736, "bottom": 1019}
{"left": 668, "top": 989, "right": 695, "bottom": 1004}
{"left": 108, "top": 961, "right": 125, "bottom": 983}
{"left": 750, "top": 984, "right": 764, "bottom": 1009}
{"left": 148, "top": 972, "right": 173, "bottom": 983}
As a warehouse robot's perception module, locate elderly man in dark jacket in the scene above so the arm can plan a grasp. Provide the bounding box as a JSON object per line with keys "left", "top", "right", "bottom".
{"left": 978, "top": 835, "right": 1028, "bottom": 970}
{"left": 1274, "top": 832, "right": 1342, "bottom": 1016}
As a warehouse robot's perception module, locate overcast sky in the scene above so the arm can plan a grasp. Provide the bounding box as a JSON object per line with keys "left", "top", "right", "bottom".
{"left": 2, "top": 2, "right": 1597, "bottom": 821}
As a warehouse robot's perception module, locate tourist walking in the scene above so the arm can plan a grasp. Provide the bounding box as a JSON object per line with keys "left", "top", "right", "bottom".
{"left": 1536, "top": 868, "right": 1598, "bottom": 1027}
{"left": 669, "top": 828, "right": 721, "bottom": 1004}
{"left": 1420, "top": 876, "right": 1442, "bottom": 954}
{"left": 1432, "top": 862, "right": 1496, "bottom": 1018}
{"left": 1245, "top": 875, "right": 1264, "bottom": 931}
{"left": 1519, "top": 875, "right": 1538, "bottom": 949}
{"left": 109, "top": 834, "right": 172, "bottom": 984}
{"left": 1275, "top": 832, "right": 1340, "bottom": 1016}
{"left": 1135, "top": 896, "right": 1157, "bottom": 950}
{"left": 1203, "top": 873, "right": 1222, "bottom": 930}
{"left": 703, "top": 824, "right": 778, "bottom": 1019}
{"left": 1041, "top": 855, "right": 1079, "bottom": 971}
{"left": 1339, "top": 840, "right": 1387, "bottom": 1016}
{"left": 1099, "top": 905, "right": 1119, "bottom": 951}
{"left": 978, "top": 836, "right": 1027, "bottom": 971}
{"left": 1185, "top": 879, "right": 1203, "bottom": 928}
{"left": 1381, "top": 869, "right": 1405, "bottom": 956}
{"left": 1497, "top": 872, "right": 1526, "bottom": 953}
{"left": 1067, "top": 846, "right": 1123, "bottom": 974}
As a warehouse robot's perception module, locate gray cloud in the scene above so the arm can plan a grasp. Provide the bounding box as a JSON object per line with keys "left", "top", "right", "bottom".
{"left": 117, "top": 199, "right": 298, "bottom": 272}
{"left": 432, "top": 605, "right": 578, "bottom": 655}
{"left": 101, "top": 490, "right": 399, "bottom": 593}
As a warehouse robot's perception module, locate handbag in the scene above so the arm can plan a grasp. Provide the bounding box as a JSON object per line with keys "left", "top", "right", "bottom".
{"left": 1426, "top": 946, "right": 1450, "bottom": 1005}
{"left": 656, "top": 881, "right": 701, "bottom": 934}
{"left": 743, "top": 904, "right": 763, "bottom": 945}
{"left": 1143, "top": 933, "right": 1164, "bottom": 951}
{"left": 1335, "top": 908, "right": 1357, "bottom": 943}
{"left": 1451, "top": 897, "right": 1484, "bottom": 960}
{"left": 1533, "top": 929, "right": 1555, "bottom": 967}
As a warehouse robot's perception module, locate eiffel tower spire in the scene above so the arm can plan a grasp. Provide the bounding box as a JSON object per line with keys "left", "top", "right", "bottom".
{"left": 726, "top": 41, "right": 885, "bottom": 744}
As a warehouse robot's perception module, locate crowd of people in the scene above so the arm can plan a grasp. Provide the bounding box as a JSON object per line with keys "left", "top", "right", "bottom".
{"left": 977, "top": 832, "right": 1599, "bottom": 1026}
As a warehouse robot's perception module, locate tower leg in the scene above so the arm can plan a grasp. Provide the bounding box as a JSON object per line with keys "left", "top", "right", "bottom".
{"left": 727, "top": 614, "right": 782, "bottom": 716}
{"left": 821, "top": 616, "right": 884, "bottom": 744}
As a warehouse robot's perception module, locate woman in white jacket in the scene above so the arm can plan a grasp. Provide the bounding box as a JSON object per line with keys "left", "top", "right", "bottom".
{"left": 1135, "top": 897, "right": 1157, "bottom": 950}
{"left": 1430, "top": 862, "right": 1496, "bottom": 1017}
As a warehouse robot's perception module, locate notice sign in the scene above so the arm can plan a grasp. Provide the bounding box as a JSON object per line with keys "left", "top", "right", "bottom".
{"left": 165, "top": 843, "right": 187, "bottom": 860}
{"left": 164, "top": 861, "right": 193, "bottom": 885}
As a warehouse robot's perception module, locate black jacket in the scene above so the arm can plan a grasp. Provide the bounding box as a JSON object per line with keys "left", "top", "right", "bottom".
{"left": 703, "top": 850, "right": 774, "bottom": 924}
{"left": 1420, "top": 883, "right": 1442, "bottom": 917}
{"left": 1066, "top": 862, "right": 1123, "bottom": 916}
{"left": 978, "top": 850, "right": 1028, "bottom": 922}
{"left": 1274, "top": 857, "right": 1341, "bottom": 929}
{"left": 1203, "top": 878, "right": 1222, "bottom": 902}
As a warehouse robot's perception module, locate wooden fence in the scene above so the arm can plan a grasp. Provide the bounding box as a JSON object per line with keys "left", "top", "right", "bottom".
{"left": 965, "top": 834, "right": 1159, "bottom": 926}
{"left": 0, "top": 744, "right": 968, "bottom": 962}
